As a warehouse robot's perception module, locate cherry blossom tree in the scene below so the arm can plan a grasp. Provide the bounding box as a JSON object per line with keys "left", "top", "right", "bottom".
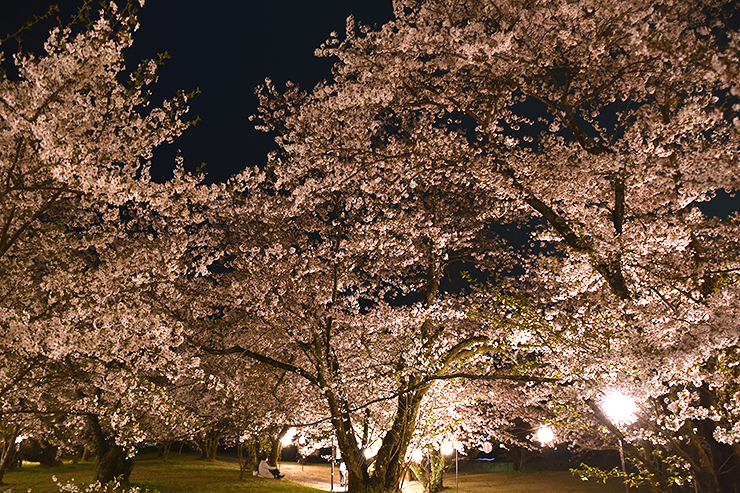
{"left": 175, "top": 62, "right": 566, "bottom": 492}
{"left": 0, "top": 0, "right": 219, "bottom": 485}
{"left": 301, "top": 0, "right": 739, "bottom": 491}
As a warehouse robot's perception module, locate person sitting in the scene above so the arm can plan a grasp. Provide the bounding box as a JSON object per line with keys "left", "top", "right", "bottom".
{"left": 257, "top": 457, "right": 284, "bottom": 479}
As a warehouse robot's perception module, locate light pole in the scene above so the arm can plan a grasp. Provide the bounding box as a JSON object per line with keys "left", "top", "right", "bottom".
{"left": 330, "top": 437, "right": 336, "bottom": 492}
{"left": 601, "top": 392, "right": 636, "bottom": 493}
{"left": 298, "top": 436, "right": 306, "bottom": 471}
{"left": 455, "top": 447, "right": 460, "bottom": 493}
{"left": 441, "top": 442, "right": 457, "bottom": 493}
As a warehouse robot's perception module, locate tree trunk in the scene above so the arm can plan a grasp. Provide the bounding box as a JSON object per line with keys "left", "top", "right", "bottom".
{"left": 196, "top": 426, "right": 225, "bottom": 461}
{"left": 87, "top": 414, "right": 134, "bottom": 485}
{"left": 157, "top": 441, "right": 172, "bottom": 460}
{"left": 334, "top": 382, "right": 429, "bottom": 493}
{"left": 18, "top": 437, "right": 61, "bottom": 468}
{"left": 96, "top": 443, "right": 134, "bottom": 485}
{"left": 510, "top": 446, "right": 528, "bottom": 472}
{"left": 0, "top": 425, "right": 20, "bottom": 485}
{"left": 370, "top": 386, "right": 428, "bottom": 492}
{"left": 268, "top": 425, "right": 291, "bottom": 466}
{"left": 238, "top": 436, "right": 260, "bottom": 479}
{"left": 409, "top": 445, "right": 446, "bottom": 493}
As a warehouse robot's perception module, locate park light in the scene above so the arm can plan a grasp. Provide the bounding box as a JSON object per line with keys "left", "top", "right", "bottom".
{"left": 411, "top": 449, "right": 423, "bottom": 462}
{"left": 601, "top": 391, "right": 636, "bottom": 493}
{"left": 440, "top": 441, "right": 459, "bottom": 493}
{"left": 441, "top": 441, "right": 454, "bottom": 456}
{"left": 602, "top": 392, "right": 637, "bottom": 425}
{"left": 364, "top": 441, "right": 381, "bottom": 459}
{"left": 281, "top": 427, "right": 297, "bottom": 446}
{"left": 535, "top": 426, "right": 555, "bottom": 445}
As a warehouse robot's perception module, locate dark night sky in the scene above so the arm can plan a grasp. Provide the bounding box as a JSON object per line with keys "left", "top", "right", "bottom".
{"left": 1, "top": 0, "right": 394, "bottom": 183}
{"left": 1, "top": 1, "right": 738, "bottom": 216}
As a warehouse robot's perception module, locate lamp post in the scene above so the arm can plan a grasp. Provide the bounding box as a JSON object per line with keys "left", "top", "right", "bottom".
{"left": 441, "top": 442, "right": 457, "bottom": 493}
{"left": 330, "top": 437, "right": 336, "bottom": 492}
{"left": 601, "top": 392, "right": 636, "bottom": 493}
{"left": 298, "top": 436, "right": 306, "bottom": 471}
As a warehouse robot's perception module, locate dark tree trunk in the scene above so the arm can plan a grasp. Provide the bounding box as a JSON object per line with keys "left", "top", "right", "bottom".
{"left": 195, "top": 426, "right": 224, "bottom": 461}
{"left": 268, "top": 425, "right": 291, "bottom": 466}
{"left": 157, "top": 441, "right": 172, "bottom": 460}
{"left": 87, "top": 414, "right": 134, "bottom": 485}
{"left": 0, "top": 426, "right": 20, "bottom": 485}
{"left": 19, "top": 437, "right": 62, "bottom": 468}
{"left": 237, "top": 436, "right": 260, "bottom": 479}
{"left": 96, "top": 443, "right": 134, "bottom": 485}
{"left": 510, "top": 445, "right": 532, "bottom": 472}
{"left": 335, "top": 383, "right": 429, "bottom": 493}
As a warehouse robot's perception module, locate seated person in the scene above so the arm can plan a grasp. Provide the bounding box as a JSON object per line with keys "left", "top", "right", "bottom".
{"left": 257, "top": 457, "right": 284, "bottom": 479}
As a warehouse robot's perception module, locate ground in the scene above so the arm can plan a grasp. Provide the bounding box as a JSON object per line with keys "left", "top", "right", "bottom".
{"left": 279, "top": 462, "right": 424, "bottom": 492}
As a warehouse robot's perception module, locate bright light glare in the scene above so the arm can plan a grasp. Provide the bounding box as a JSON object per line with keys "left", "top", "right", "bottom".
{"left": 15, "top": 434, "right": 28, "bottom": 444}
{"left": 441, "top": 441, "right": 454, "bottom": 456}
{"left": 411, "top": 449, "right": 423, "bottom": 462}
{"left": 602, "top": 392, "right": 637, "bottom": 424}
{"left": 535, "top": 426, "right": 554, "bottom": 445}
{"left": 364, "top": 441, "right": 381, "bottom": 459}
{"left": 281, "top": 427, "right": 297, "bottom": 446}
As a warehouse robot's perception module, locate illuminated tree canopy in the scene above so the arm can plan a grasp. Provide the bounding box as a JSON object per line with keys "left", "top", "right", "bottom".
{"left": 1, "top": 1, "right": 738, "bottom": 493}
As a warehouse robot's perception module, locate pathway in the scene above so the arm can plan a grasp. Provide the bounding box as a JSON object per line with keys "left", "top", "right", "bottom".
{"left": 280, "top": 462, "right": 424, "bottom": 493}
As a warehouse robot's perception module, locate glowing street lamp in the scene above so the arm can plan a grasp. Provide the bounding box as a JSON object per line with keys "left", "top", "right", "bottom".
{"left": 601, "top": 392, "right": 636, "bottom": 493}
{"left": 364, "top": 441, "right": 381, "bottom": 459}
{"left": 602, "top": 392, "right": 637, "bottom": 425}
{"left": 281, "top": 427, "right": 298, "bottom": 447}
{"left": 411, "top": 449, "right": 424, "bottom": 463}
{"left": 535, "top": 426, "right": 555, "bottom": 446}
{"left": 440, "top": 441, "right": 454, "bottom": 456}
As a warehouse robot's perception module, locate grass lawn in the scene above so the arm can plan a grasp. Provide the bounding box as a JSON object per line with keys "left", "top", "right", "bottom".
{"left": 2, "top": 456, "right": 642, "bottom": 493}
{"left": 0, "top": 455, "right": 321, "bottom": 493}
{"left": 452, "top": 470, "right": 644, "bottom": 493}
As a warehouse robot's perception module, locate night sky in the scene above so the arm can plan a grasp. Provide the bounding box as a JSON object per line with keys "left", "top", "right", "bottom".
{"left": 1, "top": 1, "right": 738, "bottom": 216}
{"left": 1, "top": 0, "right": 394, "bottom": 183}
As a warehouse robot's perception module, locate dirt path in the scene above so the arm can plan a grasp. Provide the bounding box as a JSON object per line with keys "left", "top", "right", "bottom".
{"left": 279, "top": 462, "right": 423, "bottom": 492}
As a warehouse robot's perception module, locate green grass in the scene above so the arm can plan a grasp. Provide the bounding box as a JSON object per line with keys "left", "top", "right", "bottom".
{"left": 2, "top": 456, "right": 644, "bottom": 493}
{"left": 0, "top": 455, "right": 322, "bottom": 493}
{"left": 452, "top": 470, "right": 646, "bottom": 493}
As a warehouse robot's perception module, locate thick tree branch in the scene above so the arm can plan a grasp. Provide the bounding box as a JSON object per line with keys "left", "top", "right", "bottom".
{"left": 192, "top": 337, "right": 321, "bottom": 387}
